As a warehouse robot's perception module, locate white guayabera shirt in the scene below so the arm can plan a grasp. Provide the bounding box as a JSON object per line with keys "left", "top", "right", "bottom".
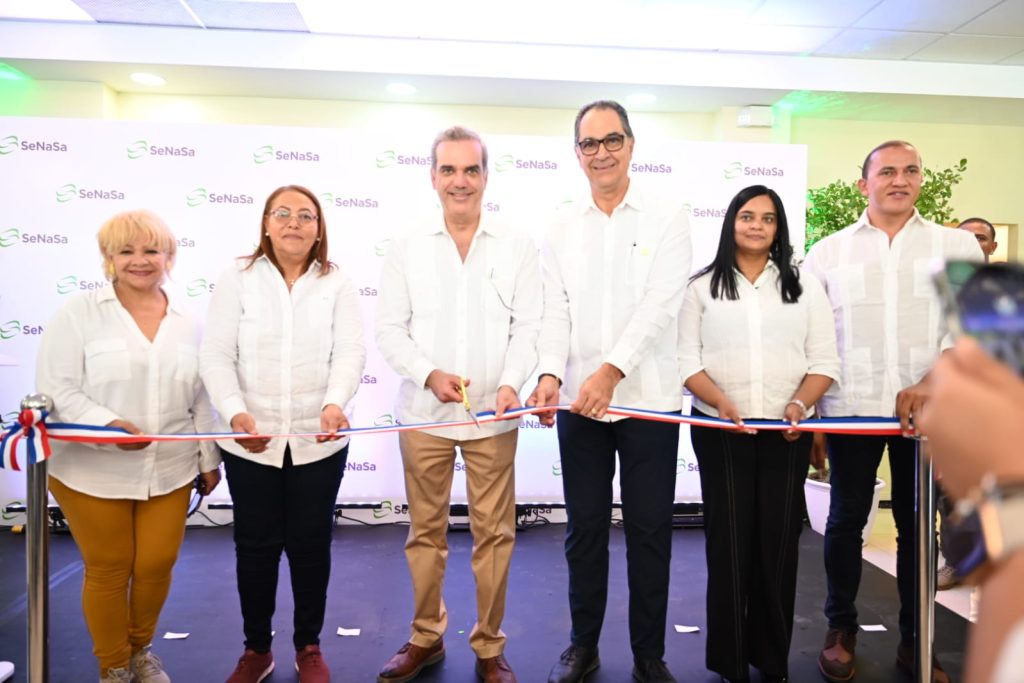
{"left": 802, "top": 209, "right": 982, "bottom": 418}
{"left": 200, "top": 256, "right": 366, "bottom": 466}
{"left": 37, "top": 286, "right": 220, "bottom": 500}
{"left": 678, "top": 261, "right": 840, "bottom": 419}
{"left": 374, "top": 213, "right": 542, "bottom": 441}
{"left": 536, "top": 183, "right": 692, "bottom": 420}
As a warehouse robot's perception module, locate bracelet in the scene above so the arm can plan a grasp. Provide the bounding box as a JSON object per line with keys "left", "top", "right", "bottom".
{"left": 786, "top": 399, "right": 808, "bottom": 417}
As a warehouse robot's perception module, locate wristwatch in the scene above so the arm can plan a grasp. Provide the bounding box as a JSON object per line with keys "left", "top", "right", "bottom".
{"left": 951, "top": 475, "right": 1024, "bottom": 581}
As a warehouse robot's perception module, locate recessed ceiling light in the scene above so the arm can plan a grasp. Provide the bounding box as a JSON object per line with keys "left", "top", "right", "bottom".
{"left": 626, "top": 93, "right": 657, "bottom": 106}
{"left": 130, "top": 72, "right": 166, "bottom": 87}
{"left": 386, "top": 82, "right": 417, "bottom": 96}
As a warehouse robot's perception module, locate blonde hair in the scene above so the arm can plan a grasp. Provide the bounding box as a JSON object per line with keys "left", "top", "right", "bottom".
{"left": 97, "top": 210, "right": 177, "bottom": 281}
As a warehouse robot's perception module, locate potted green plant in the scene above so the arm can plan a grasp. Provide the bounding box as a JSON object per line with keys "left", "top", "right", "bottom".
{"left": 802, "top": 158, "right": 968, "bottom": 539}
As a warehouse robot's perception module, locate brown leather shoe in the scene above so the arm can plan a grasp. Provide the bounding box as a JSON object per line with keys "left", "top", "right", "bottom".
{"left": 896, "top": 642, "right": 951, "bottom": 683}
{"left": 818, "top": 628, "right": 856, "bottom": 682}
{"left": 476, "top": 654, "right": 518, "bottom": 683}
{"left": 377, "top": 640, "right": 445, "bottom": 683}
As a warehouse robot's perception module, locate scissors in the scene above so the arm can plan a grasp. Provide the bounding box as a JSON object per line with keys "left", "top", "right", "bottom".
{"left": 459, "top": 377, "right": 481, "bottom": 428}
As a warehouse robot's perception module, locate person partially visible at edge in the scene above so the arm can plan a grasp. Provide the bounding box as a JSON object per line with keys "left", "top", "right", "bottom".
{"left": 802, "top": 140, "right": 982, "bottom": 683}
{"left": 958, "top": 217, "right": 998, "bottom": 262}
{"left": 374, "top": 125, "right": 542, "bottom": 683}
{"left": 37, "top": 209, "right": 221, "bottom": 683}
{"left": 527, "top": 100, "right": 692, "bottom": 683}
{"left": 920, "top": 337, "right": 1024, "bottom": 683}
{"left": 679, "top": 185, "right": 839, "bottom": 683}
{"left": 199, "top": 184, "right": 366, "bottom": 683}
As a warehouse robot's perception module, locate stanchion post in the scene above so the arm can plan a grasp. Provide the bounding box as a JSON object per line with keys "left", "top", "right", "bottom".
{"left": 914, "top": 438, "right": 936, "bottom": 683}
{"left": 24, "top": 393, "right": 52, "bottom": 683}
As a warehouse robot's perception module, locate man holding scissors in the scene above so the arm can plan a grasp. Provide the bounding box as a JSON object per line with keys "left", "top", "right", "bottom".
{"left": 375, "top": 126, "right": 542, "bottom": 683}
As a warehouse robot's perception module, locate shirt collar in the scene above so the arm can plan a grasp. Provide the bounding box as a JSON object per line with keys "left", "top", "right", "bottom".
{"left": 99, "top": 283, "right": 183, "bottom": 316}
{"left": 581, "top": 179, "right": 644, "bottom": 215}
{"left": 852, "top": 207, "right": 926, "bottom": 234}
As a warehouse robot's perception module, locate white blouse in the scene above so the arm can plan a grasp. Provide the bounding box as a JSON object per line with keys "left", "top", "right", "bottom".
{"left": 36, "top": 286, "right": 219, "bottom": 500}
{"left": 199, "top": 256, "right": 366, "bottom": 466}
{"left": 678, "top": 262, "right": 840, "bottom": 419}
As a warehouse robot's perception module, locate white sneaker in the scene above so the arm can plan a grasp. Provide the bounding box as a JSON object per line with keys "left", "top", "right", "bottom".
{"left": 937, "top": 564, "right": 959, "bottom": 591}
{"left": 100, "top": 666, "right": 132, "bottom": 683}
{"left": 131, "top": 645, "right": 171, "bottom": 683}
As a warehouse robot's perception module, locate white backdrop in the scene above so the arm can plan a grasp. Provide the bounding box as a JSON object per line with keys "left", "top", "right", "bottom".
{"left": 0, "top": 116, "right": 806, "bottom": 524}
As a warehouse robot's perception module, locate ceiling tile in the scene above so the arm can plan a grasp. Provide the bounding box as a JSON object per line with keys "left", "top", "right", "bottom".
{"left": 73, "top": 0, "right": 200, "bottom": 27}
{"left": 854, "top": 0, "right": 1004, "bottom": 32}
{"left": 813, "top": 28, "right": 943, "bottom": 59}
{"left": 999, "top": 48, "right": 1024, "bottom": 64}
{"left": 749, "top": 0, "right": 882, "bottom": 27}
{"left": 957, "top": 0, "right": 1024, "bottom": 36}
{"left": 910, "top": 34, "right": 1024, "bottom": 63}
{"left": 187, "top": 0, "right": 306, "bottom": 32}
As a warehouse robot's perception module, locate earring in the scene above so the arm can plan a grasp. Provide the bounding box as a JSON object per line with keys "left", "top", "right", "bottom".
{"left": 107, "top": 262, "right": 115, "bottom": 277}
{"left": 264, "top": 232, "right": 270, "bottom": 237}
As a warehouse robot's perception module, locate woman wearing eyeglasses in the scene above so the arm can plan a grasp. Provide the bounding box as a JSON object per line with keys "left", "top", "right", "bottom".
{"left": 200, "top": 185, "right": 366, "bottom": 683}
{"left": 677, "top": 185, "right": 839, "bottom": 683}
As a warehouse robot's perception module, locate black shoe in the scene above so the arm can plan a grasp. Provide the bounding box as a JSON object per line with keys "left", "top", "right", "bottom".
{"left": 547, "top": 645, "right": 600, "bottom": 683}
{"left": 632, "top": 658, "right": 677, "bottom": 683}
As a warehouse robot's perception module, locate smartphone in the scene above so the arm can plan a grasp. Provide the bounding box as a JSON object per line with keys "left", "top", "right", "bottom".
{"left": 933, "top": 260, "right": 1024, "bottom": 377}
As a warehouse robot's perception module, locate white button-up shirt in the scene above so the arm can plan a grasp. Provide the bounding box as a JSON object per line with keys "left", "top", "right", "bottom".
{"left": 36, "top": 286, "right": 219, "bottom": 500}
{"left": 537, "top": 182, "right": 692, "bottom": 416}
{"left": 678, "top": 262, "right": 840, "bottom": 419}
{"left": 802, "top": 210, "right": 983, "bottom": 417}
{"left": 375, "top": 213, "right": 542, "bottom": 441}
{"left": 199, "top": 257, "right": 366, "bottom": 466}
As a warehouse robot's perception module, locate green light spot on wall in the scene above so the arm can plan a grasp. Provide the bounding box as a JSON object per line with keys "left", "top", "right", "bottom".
{"left": 0, "top": 63, "right": 30, "bottom": 81}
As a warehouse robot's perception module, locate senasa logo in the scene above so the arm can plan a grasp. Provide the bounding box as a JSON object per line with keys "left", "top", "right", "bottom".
{"left": 56, "top": 275, "right": 78, "bottom": 295}
{"left": 373, "top": 500, "right": 410, "bottom": 519}
{"left": 127, "top": 139, "right": 197, "bottom": 160}
{"left": 56, "top": 183, "right": 77, "bottom": 203}
{"left": 0, "top": 320, "right": 20, "bottom": 340}
{"left": 374, "top": 413, "right": 397, "bottom": 427}
{"left": 0, "top": 228, "right": 19, "bottom": 247}
{"left": 56, "top": 275, "right": 106, "bottom": 294}
{"left": 0, "top": 135, "right": 68, "bottom": 155}
{"left": 374, "top": 239, "right": 391, "bottom": 257}
{"left": 691, "top": 207, "right": 727, "bottom": 218}
{"left": 724, "top": 161, "right": 743, "bottom": 180}
{"left": 552, "top": 459, "right": 562, "bottom": 477}
{"left": 376, "top": 150, "right": 431, "bottom": 168}
{"left": 345, "top": 460, "right": 377, "bottom": 472}
{"left": 320, "top": 192, "right": 379, "bottom": 209}
{"left": 631, "top": 162, "right": 673, "bottom": 174}
{"left": 254, "top": 144, "right": 319, "bottom": 164}
{"left": 186, "top": 188, "right": 254, "bottom": 207}
{"left": 0, "top": 135, "right": 18, "bottom": 155}
{"left": 186, "top": 278, "right": 213, "bottom": 297}
{"left": 56, "top": 183, "right": 125, "bottom": 202}
{"left": 681, "top": 203, "right": 693, "bottom": 216}
{"left": 494, "top": 154, "right": 558, "bottom": 172}
{"left": 743, "top": 165, "right": 785, "bottom": 177}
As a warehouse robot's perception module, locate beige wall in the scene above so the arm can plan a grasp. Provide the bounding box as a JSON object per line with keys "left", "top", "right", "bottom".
{"left": 2, "top": 79, "right": 1020, "bottom": 263}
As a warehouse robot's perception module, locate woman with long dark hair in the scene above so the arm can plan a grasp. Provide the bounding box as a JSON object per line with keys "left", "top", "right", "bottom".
{"left": 678, "top": 185, "right": 839, "bottom": 682}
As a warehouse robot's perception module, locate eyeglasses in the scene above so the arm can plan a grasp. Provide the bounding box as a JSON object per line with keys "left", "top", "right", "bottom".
{"left": 576, "top": 133, "right": 627, "bottom": 156}
{"left": 268, "top": 208, "right": 318, "bottom": 225}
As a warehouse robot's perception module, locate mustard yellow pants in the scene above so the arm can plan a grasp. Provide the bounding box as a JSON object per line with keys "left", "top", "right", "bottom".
{"left": 49, "top": 477, "right": 191, "bottom": 675}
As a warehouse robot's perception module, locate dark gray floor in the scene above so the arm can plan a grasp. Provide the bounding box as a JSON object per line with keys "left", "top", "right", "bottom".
{"left": 0, "top": 521, "right": 967, "bottom": 682}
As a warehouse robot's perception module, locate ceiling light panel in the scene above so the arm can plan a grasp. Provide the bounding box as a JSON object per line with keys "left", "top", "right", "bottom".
{"left": 0, "top": 0, "right": 93, "bottom": 22}
{"left": 73, "top": 0, "right": 201, "bottom": 27}
{"left": 187, "top": 0, "right": 307, "bottom": 31}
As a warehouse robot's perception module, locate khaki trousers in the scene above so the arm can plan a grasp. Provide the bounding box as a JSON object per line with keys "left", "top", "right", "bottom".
{"left": 399, "top": 428, "right": 517, "bottom": 658}
{"left": 48, "top": 477, "right": 191, "bottom": 675}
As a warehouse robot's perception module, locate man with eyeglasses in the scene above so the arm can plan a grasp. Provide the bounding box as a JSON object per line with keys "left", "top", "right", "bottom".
{"left": 528, "top": 100, "right": 692, "bottom": 683}
{"left": 375, "top": 126, "right": 542, "bottom": 683}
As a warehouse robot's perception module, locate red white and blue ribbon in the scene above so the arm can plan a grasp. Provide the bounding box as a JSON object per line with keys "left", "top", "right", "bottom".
{"left": 1, "top": 409, "right": 52, "bottom": 471}
{"left": 0, "top": 404, "right": 911, "bottom": 469}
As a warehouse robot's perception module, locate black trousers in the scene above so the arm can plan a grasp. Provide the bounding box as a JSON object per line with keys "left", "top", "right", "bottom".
{"left": 221, "top": 446, "right": 347, "bottom": 652}
{"left": 556, "top": 410, "right": 679, "bottom": 659}
{"left": 690, "top": 409, "right": 811, "bottom": 679}
{"left": 823, "top": 433, "right": 924, "bottom": 644}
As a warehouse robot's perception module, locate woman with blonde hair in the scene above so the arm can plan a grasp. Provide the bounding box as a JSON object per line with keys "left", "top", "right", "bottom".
{"left": 37, "top": 209, "right": 221, "bottom": 683}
